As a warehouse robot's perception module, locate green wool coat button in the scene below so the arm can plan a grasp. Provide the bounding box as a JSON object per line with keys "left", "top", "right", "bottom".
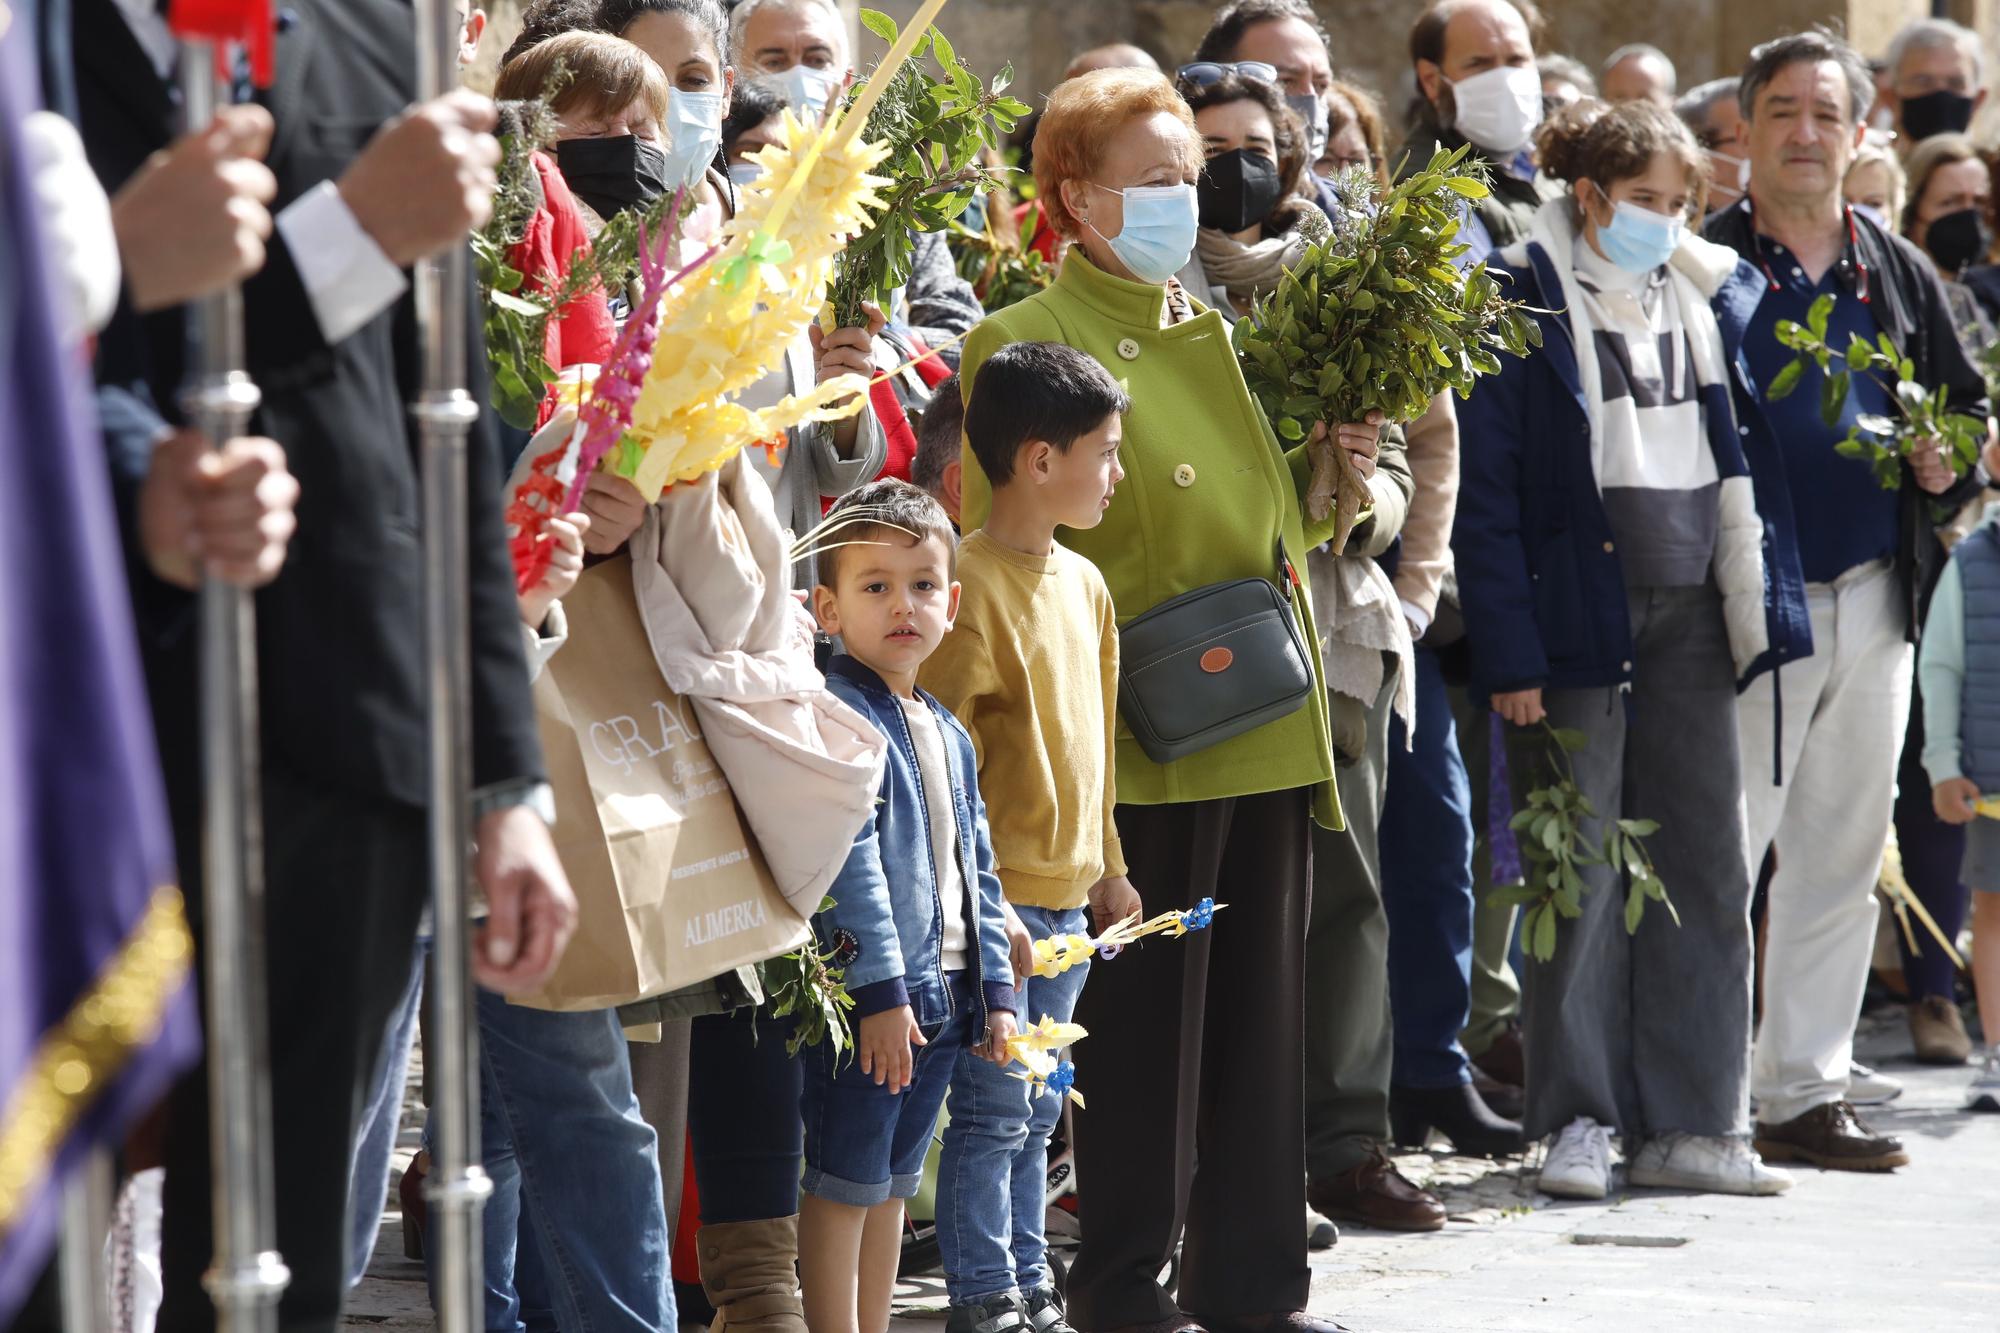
{"left": 1174, "top": 463, "right": 1197, "bottom": 487}
{"left": 1117, "top": 337, "right": 1141, "bottom": 361}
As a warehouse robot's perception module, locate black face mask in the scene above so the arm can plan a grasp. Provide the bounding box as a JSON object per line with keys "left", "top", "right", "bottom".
{"left": 1901, "top": 89, "right": 1976, "bottom": 143}
{"left": 555, "top": 135, "right": 670, "bottom": 219}
{"left": 1198, "top": 148, "right": 1285, "bottom": 233}
{"left": 1924, "top": 206, "right": 1989, "bottom": 275}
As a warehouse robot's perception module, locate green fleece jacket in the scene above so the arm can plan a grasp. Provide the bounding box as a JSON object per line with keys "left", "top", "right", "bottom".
{"left": 958, "top": 253, "right": 1349, "bottom": 829}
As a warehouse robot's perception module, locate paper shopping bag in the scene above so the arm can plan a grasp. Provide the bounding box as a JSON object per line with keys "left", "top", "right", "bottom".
{"left": 514, "top": 554, "right": 810, "bottom": 1012}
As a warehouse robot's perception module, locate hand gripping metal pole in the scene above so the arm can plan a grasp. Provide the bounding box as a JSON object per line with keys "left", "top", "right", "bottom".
{"left": 412, "top": 7, "right": 492, "bottom": 1331}
{"left": 178, "top": 40, "right": 290, "bottom": 1333}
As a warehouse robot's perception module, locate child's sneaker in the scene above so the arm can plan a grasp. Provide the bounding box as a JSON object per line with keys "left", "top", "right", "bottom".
{"left": 1627, "top": 1132, "right": 1791, "bottom": 1195}
{"left": 1538, "top": 1116, "right": 1613, "bottom": 1199}
{"left": 1968, "top": 1048, "right": 2000, "bottom": 1112}
{"left": 1024, "top": 1286, "right": 1077, "bottom": 1333}
{"left": 947, "top": 1293, "right": 1030, "bottom": 1333}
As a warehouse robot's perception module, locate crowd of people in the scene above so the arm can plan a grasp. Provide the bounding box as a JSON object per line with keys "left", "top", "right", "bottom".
{"left": 8, "top": 1, "right": 2000, "bottom": 1332}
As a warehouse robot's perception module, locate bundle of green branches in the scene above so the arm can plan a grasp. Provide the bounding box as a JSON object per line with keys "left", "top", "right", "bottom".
{"left": 759, "top": 896, "right": 857, "bottom": 1060}
{"left": 950, "top": 201, "right": 1054, "bottom": 314}
{"left": 825, "top": 9, "right": 1030, "bottom": 327}
{"left": 1491, "top": 724, "right": 1676, "bottom": 962}
{"left": 1233, "top": 146, "right": 1542, "bottom": 547}
{"left": 474, "top": 92, "right": 676, "bottom": 428}
{"left": 1767, "top": 292, "right": 1987, "bottom": 490}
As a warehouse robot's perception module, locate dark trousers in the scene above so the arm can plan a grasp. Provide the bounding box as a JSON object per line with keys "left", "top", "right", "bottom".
{"left": 158, "top": 767, "right": 427, "bottom": 1333}
{"left": 688, "top": 1006, "right": 803, "bottom": 1223}
{"left": 1304, "top": 669, "right": 1395, "bottom": 1182}
{"left": 1068, "top": 789, "right": 1312, "bottom": 1330}
{"left": 1893, "top": 691, "right": 1969, "bottom": 1001}
{"left": 1379, "top": 648, "right": 1477, "bottom": 1089}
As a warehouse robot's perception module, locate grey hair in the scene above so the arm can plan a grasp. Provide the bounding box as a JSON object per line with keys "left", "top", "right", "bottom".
{"left": 1738, "top": 28, "right": 1873, "bottom": 125}
{"left": 1674, "top": 75, "right": 1739, "bottom": 134}
{"left": 1884, "top": 17, "right": 1985, "bottom": 91}
{"left": 1538, "top": 52, "right": 1596, "bottom": 96}
{"left": 726, "top": 0, "right": 846, "bottom": 67}
{"left": 1602, "top": 42, "right": 1676, "bottom": 93}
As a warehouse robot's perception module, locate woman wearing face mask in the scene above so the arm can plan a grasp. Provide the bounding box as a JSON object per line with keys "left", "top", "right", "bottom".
{"left": 1455, "top": 99, "right": 1793, "bottom": 1203}
{"left": 496, "top": 31, "right": 675, "bottom": 233}
{"left": 1171, "top": 70, "right": 1328, "bottom": 319}
{"left": 956, "top": 67, "right": 1378, "bottom": 1333}
{"left": 1842, "top": 132, "right": 1907, "bottom": 232}
{"left": 1901, "top": 133, "right": 2000, "bottom": 351}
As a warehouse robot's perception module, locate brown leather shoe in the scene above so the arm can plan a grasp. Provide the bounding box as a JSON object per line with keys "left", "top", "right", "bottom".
{"left": 1472, "top": 1022, "right": 1524, "bottom": 1088}
{"left": 1754, "top": 1101, "right": 1909, "bottom": 1171}
{"left": 1310, "top": 1144, "right": 1446, "bottom": 1232}
{"left": 1909, "top": 996, "right": 1972, "bottom": 1065}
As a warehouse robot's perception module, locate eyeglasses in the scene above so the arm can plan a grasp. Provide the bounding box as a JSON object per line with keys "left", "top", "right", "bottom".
{"left": 1176, "top": 61, "right": 1279, "bottom": 92}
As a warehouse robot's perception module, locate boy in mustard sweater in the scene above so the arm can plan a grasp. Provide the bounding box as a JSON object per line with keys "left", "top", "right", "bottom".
{"left": 920, "top": 341, "right": 1143, "bottom": 1333}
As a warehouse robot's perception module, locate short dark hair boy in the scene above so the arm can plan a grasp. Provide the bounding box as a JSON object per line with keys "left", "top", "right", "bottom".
{"left": 963, "top": 341, "right": 1131, "bottom": 487}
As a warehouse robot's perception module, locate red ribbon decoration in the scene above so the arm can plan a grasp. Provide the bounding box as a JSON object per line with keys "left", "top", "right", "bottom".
{"left": 167, "top": 0, "right": 276, "bottom": 88}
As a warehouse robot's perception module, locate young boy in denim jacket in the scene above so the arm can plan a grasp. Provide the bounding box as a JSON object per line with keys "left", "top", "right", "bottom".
{"left": 802, "top": 479, "right": 1020, "bottom": 1333}
{"left": 919, "top": 342, "right": 1144, "bottom": 1333}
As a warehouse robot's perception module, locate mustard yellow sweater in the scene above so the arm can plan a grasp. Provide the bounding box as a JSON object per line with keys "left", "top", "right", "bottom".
{"left": 919, "top": 530, "right": 1127, "bottom": 909}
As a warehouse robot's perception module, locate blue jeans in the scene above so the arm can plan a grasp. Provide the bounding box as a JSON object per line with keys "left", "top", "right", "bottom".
{"left": 937, "top": 905, "right": 1091, "bottom": 1305}
{"left": 425, "top": 990, "right": 671, "bottom": 1333}
{"left": 802, "top": 972, "right": 976, "bottom": 1207}
{"left": 347, "top": 939, "right": 423, "bottom": 1287}
{"left": 1380, "top": 647, "right": 1477, "bottom": 1089}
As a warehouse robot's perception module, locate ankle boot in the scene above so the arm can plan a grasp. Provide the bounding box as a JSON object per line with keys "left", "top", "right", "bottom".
{"left": 699, "top": 1215, "right": 807, "bottom": 1333}
{"left": 398, "top": 1151, "right": 429, "bottom": 1261}
{"left": 1390, "top": 1082, "right": 1525, "bottom": 1157}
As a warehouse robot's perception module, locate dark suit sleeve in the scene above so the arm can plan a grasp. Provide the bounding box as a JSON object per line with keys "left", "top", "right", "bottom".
{"left": 463, "top": 259, "right": 546, "bottom": 791}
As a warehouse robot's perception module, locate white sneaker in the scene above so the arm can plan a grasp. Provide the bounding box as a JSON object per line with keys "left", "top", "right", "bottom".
{"left": 1305, "top": 1204, "right": 1338, "bottom": 1250}
{"left": 1846, "top": 1061, "right": 1904, "bottom": 1106}
{"left": 1968, "top": 1049, "right": 2000, "bottom": 1112}
{"left": 1627, "top": 1133, "right": 1792, "bottom": 1196}
{"left": 1538, "top": 1117, "right": 1613, "bottom": 1200}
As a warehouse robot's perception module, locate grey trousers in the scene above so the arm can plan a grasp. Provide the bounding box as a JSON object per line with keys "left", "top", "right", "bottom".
{"left": 1304, "top": 662, "right": 1397, "bottom": 1180}
{"left": 1504, "top": 584, "right": 1755, "bottom": 1142}
{"left": 1453, "top": 687, "right": 1523, "bottom": 1060}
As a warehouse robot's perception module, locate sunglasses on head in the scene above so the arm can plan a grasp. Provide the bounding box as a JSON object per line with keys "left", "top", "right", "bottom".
{"left": 1176, "top": 61, "right": 1279, "bottom": 92}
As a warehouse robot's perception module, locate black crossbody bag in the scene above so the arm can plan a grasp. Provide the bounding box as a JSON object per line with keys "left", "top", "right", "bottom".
{"left": 1117, "top": 540, "right": 1314, "bottom": 763}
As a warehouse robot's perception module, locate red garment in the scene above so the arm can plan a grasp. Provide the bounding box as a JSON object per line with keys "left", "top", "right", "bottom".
{"left": 508, "top": 152, "right": 614, "bottom": 381}
{"left": 1017, "top": 198, "right": 1059, "bottom": 262}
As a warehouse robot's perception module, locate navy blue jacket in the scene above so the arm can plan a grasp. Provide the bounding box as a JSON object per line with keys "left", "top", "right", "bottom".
{"left": 820, "top": 656, "right": 1016, "bottom": 1033}
{"left": 1454, "top": 229, "right": 1806, "bottom": 700}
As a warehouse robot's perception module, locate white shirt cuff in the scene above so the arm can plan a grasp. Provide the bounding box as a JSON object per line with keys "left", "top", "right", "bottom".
{"left": 1400, "top": 599, "right": 1433, "bottom": 637}
{"left": 275, "top": 181, "right": 409, "bottom": 345}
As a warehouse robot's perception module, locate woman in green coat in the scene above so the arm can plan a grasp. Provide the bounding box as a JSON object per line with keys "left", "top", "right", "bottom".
{"left": 956, "top": 67, "right": 1379, "bottom": 1333}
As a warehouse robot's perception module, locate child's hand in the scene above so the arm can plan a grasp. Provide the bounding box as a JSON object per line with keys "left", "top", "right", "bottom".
{"left": 1002, "top": 902, "right": 1034, "bottom": 988}
{"left": 856, "top": 1005, "right": 925, "bottom": 1093}
{"left": 517, "top": 511, "right": 590, "bottom": 629}
{"left": 1935, "top": 777, "right": 1982, "bottom": 825}
{"left": 1087, "top": 875, "right": 1144, "bottom": 937}
{"left": 981, "top": 1009, "right": 1019, "bottom": 1067}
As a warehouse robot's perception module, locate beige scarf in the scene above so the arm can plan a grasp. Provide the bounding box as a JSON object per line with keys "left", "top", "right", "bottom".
{"left": 1194, "top": 216, "right": 1320, "bottom": 311}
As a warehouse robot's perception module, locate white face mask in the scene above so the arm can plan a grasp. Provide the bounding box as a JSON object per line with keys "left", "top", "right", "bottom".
{"left": 1447, "top": 64, "right": 1543, "bottom": 154}
{"left": 662, "top": 88, "right": 725, "bottom": 191}
{"left": 775, "top": 63, "right": 844, "bottom": 121}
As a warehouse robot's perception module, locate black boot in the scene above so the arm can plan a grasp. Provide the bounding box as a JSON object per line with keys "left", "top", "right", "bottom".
{"left": 1390, "top": 1081, "right": 1525, "bottom": 1156}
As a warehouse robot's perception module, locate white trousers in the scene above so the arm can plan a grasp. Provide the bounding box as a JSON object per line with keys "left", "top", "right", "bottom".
{"left": 1737, "top": 559, "right": 1913, "bottom": 1125}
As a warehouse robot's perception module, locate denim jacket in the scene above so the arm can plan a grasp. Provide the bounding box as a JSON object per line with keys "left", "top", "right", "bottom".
{"left": 820, "top": 656, "right": 1017, "bottom": 1033}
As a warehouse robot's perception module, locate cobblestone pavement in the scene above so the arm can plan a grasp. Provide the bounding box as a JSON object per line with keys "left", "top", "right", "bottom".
{"left": 345, "top": 1012, "right": 2000, "bottom": 1331}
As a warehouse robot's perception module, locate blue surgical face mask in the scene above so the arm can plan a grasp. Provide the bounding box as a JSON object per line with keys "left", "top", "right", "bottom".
{"left": 727, "top": 159, "right": 766, "bottom": 188}
{"left": 1085, "top": 182, "right": 1199, "bottom": 284}
{"left": 1595, "top": 198, "right": 1685, "bottom": 274}
{"left": 661, "top": 88, "right": 724, "bottom": 191}
{"left": 775, "top": 63, "right": 844, "bottom": 120}
{"left": 1286, "top": 89, "right": 1329, "bottom": 164}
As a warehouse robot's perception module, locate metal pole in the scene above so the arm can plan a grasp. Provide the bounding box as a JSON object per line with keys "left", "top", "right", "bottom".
{"left": 58, "top": 1146, "right": 113, "bottom": 1333}
{"left": 179, "top": 39, "right": 290, "bottom": 1333}
{"left": 412, "top": 6, "right": 491, "bottom": 1331}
